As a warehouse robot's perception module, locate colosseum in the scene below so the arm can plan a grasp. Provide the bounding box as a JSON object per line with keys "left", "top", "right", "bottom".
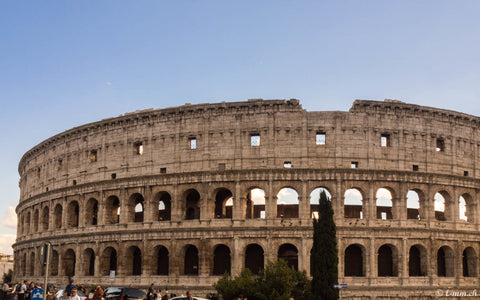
{"left": 13, "top": 98, "right": 480, "bottom": 298}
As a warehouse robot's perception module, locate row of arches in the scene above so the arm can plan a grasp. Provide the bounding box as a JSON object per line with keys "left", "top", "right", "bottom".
{"left": 16, "top": 243, "right": 298, "bottom": 277}
{"left": 18, "top": 185, "right": 477, "bottom": 236}
{"left": 344, "top": 244, "right": 477, "bottom": 278}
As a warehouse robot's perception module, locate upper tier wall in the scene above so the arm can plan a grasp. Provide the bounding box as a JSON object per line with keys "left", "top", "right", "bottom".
{"left": 18, "top": 99, "right": 480, "bottom": 202}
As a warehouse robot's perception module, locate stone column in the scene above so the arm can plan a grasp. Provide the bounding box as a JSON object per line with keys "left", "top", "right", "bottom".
{"left": 171, "top": 184, "right": 182, "bottom": 221}
{"left": 233, "top": 181, "right": 244, "bottom": 220}
{"left": 61, "top": 197, "right": 67, "bottom": 229}
{"left": 78, "top": 194, "right": 85, "bottom": 228}
{"left": 401, "top": 238, "right": 407, "bottom": 279}
{"left": 299, "top": 182, "right": 309, "bottom": 220}
{"left": 144, "top": 185, "right": 153, "bottom": 223}
{"left": 369, "top": 237, "right": 375, "bottom": 279}
{"left": 367, "top": 182, "right": 375, "bottom": 221}
{"left": 232, "top": 237, "right": 242, "bottom": 276}
{"left": 119, "top": 188, "right": 128, "bottom": 224}
{"left": 98, "top": 190, "right": 105, "bottom": 226}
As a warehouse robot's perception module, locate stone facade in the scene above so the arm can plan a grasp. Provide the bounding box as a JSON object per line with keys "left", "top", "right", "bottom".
{"left": 13, "top": 98, "right": 480, "bottom": 298}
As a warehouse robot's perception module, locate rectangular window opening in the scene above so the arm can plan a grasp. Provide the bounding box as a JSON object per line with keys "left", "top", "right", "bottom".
{"left": 413, "top": 165, "right": 419, "bottom": 171}
{"left": 283, "top": 161, "right": 292, "bottom": 168}
{"left": 73, "top": 180, "right": 77, "bottom": 186}
{"left": 111, "top": 173, "right": 116, "bottom": 179}
{"left": 381, "top": 212, "right": 387, "bottom": 220}
{"left": 381, "top": 134, "right": 390, "bottom": 147}
{"left": 351, "top": 161, "right": 358, "bottom": 169}
{"left": 464, "top": 171, "right": 469, "bottom": 177}
{"left": 160, "top": 167, "right": 167, "bottom": 174}
{"left": 251, "top": 134, "right": 260, "bottom": 147}
{"left": 134, "top": 142, "right": 144, "bottom": 155}
{"left": 90, "top": 150, "right": 97, "bottom": 162}
{"left": 316, "top": 132, "right": 326, "bottom": 145}
{"left": 436, "top": 138, "right": 445, "bottom": 152}
{"left": 189, "top": 137, "right": 197, "bottom": 150}
{"left": 218, "top": 163, "right": 226, "bottom": 171}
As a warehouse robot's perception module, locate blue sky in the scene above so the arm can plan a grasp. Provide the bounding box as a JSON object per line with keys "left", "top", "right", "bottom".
{"left": 1, "top": 0, "right": 480, "bottom": 254}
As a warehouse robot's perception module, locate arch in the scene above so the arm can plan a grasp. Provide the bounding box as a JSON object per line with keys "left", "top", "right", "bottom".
{"left": 184, "top": 189, "right": 201, "bottom": 220}
{"left": 377, "top": 244, "right": 398, "bottom": 277}
{"left": 213, "top": 244, "right": 231, "bottom": 275}
{"left": 344, "top": 244, "right": 364, "bottom": 276}
{"left": 63, "top": 248, "right": 76, "bottom": 277}
{"left": 83, "top": 248, "right": 95, "bottom": 276}
{"left": 21, "top": 253, "right": 26, "bottom": 276}
{"left": 100, "top": 247, "right": 117, "bottom": 276}
{"left": 437, "top": 246, "right": 454, "bottom": 277}
{"left": 276, "top": 187, "right": 299, "bottom": 218}
{"left": 50, "top": 250, "right": 59, "bottom": 276}
{"left": 156, "top": 192, "right": 171, "bottom": 221}
{"left": 434, "top": 191, "right": 450, "bottom": 221}
{"left": 310, "top": 187, "right": 332, "bottom": 219}
{"left": 462, "top": 247, "right": 477, "bottom": 277}
{"left": 85, "top": 198, "right": 99, "bottom": 226}
{"left": 154, "top": 245, "right": 169, "bottom": 275}
{"left": 20, "top": 215, "right": 25, "bottom": 235}
{"left": 376, "top": 188, "right": 393, "bottom": 220}
{"left": 105, "top": 196, "right": 120, "bottom": 224}
{"left": 408, "top": 244, "right": 428, "bottom": 276}
{"left": 459, "top": 193, "right": 474, "bottom": 222}
{"left": 41, "top": 206, "right": 49, "bottom": 231}
{"left": 406, "top": 190, "right": 423, "bottom": 220}
{"left": 28, "top": 252, "right": 35, "bottom": 276}
{"left": 66, "top": 201, "right": 80, "bottom": 228}
{"left": 126, "top": 246, "right": 142, "bottom": 275}
{"left": 278, "top": 243, "right": 298, "bottom": 271}
{"left": 54, "top": 204, "right": 62, "bottom": 229}
{"left": 33, "top": 209, "right": 39, "bottom": 232}
{"left": 245, "top": 188, "right": 265, "bottom": 219}
{"left": 245, "top": 244, "right": 264, "bottom": 275}
{"left": 184, "top": 245, "right": 199, "bottom": 275}
{"left": 214, "top": 188, "right": 233, "bottom": 219}
{"left": 25, "top": 211, "right": 31, "bottom": 234}
{"left": 344, "top": 188, "right": 363, "bottom": 219}
{"left": 129, "top": 193, "right": 144, "bottom": 223}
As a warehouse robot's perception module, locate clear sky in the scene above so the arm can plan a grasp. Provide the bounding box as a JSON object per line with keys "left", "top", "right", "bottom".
{"left": 1, "top": 1, "right": 480, "bottom": 254}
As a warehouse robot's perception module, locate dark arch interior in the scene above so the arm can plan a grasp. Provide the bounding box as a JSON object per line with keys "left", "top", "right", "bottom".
{"left": 156, "top": 246, "right": 169, "bottom": 275}
{"left": 158, "top": 193, "right": 171, "bottom": 221}
{"left": 378, "top": 245, "right": 394, "bottom": 276}
{"left": 184, "top": 245, "right": 199, "bottom": 275}
{"left": 245, "top": 244, "right": 264, "bottom": 275}
{"left": 278, "top": 244, "right": 298, "bottom": 271}
{"left": 344, "top": 245, "right": 363, "bottom": 276}
{"left": 214, "top": 189, "right": 233, "bottom": 219}
{"left": 213, "top": 245, "right": 231, "bottom": 275}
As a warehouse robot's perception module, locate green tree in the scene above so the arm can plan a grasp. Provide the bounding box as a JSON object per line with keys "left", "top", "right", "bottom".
{"left": 2, "top": 269, "right": 12, "bottom": 283}
{"left": 311, "top": 190, "right": 338, "bottom": 300}
{"left": 213, "top": 269, "right": 257, "bottom": 300}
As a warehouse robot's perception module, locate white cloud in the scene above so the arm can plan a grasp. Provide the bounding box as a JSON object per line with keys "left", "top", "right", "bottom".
{"left": 105, "top": 81, "right": 112, "bottom": 86}
{"left": 1, "top": 206, "right": 17, "bottom": 229}
{"left": 0, "top": 234, "right": 15, "bottom": 255}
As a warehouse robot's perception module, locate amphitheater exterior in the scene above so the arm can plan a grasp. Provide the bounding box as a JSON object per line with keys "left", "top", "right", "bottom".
{"left": 14, "top": 98, "right": 480, "bottom": 299}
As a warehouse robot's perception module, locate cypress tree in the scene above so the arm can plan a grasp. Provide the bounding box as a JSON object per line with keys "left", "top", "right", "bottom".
{"left": 311, "top": 190, "right": 338, "bottom": 300}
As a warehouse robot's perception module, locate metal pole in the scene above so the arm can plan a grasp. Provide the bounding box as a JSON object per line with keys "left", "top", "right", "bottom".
{"left": 43, "top": 243, "right": 51, "bottom": 300}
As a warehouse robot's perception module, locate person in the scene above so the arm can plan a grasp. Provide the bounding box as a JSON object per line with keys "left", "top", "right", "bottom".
{"left": 2, "top": 281, "right": 9, "bottom": 300}
{"left": 77, "top": 285, "right": 86, "bottom": 295}
{"left": 65, "top": 280, "right": 75, "bottom": 296}
{"left": 92, "top": 286, "right": 103, "bottom": 300}
{"left": 18, "top": 281, "right": 27, "bottom": 300}
{"left": 147, "top": 284, "right": 155, "bottom": 300}
{"left": 69, "top": 289, "right": 81, "bottom": 300}
{"left": 185, "top": 291, "right": 193, "bottom": 300}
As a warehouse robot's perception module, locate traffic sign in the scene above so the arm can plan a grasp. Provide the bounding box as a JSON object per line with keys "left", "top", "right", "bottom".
{"left": 31, "top": 288, "right": 44, "bottom": 300}
{"left": 333, "top": 284, "right": 347, "bottom": 289}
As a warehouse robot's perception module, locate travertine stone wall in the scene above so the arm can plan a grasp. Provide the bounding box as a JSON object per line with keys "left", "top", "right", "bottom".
{"left": 14, "top": 99, "right": 480, "bottom": 298}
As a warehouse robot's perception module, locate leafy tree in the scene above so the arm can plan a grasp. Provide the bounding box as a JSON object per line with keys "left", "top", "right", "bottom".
{"left": 311, "top": 190, "right": 338, "bottom": 300}
{"left": 2, "top": 269, "right": 12, "bottom": 283}
{"left": 213, "top": 269, "right": 257, "bottom": 300}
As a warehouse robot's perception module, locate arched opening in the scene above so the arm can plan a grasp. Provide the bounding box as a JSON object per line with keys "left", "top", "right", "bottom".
{"left": 437, "top": 246, "right": 454, "bottom": 277}
{"left": 84, "top": 248, "right": 95, "bottom": 276}
{"left": 41, "top": 206, "right": 49, "bottom": 231}
{"left": 25, "top": 212, "right": 31, "bottom": 234}
{"left": 33, "top": 210, "right": 39, "bottom": 232}
{"left": 126, "top": 246, "right": 142, "bottom": 275}
{"left": 376, "top": 188, "right": 393, "bottom": 220}
{"left": 276, "top": 187, "right": 299, "bottom": 218}
{"left": 378, "top": 244, "right": 398, "bottom": 277}
{"left": 278, "top": 243, "right": 298, "bottom": 271}
{"left": 344, "top": 189, "right": 363, "bottom": 219}
{"left": 434, "top": 191, "right": 450, "bottom": 221}
{"left": 245, "top": 244, "right": 264, "bottom": 275}
{"left": 245, "top": 188, "right": 265, "bottom": 219}
{"left": 86, "top": 198, "right": 99, "bottom": 226}
{"left": 214, "top": 188, "right": 233, "bottom": 219}
{"left": 406, "top": 190, "right": 422, "bottom": 220}
{"left": 100, "top": 247, "right": 117, "bottom": 276}
{"left": 184, "top": 189, "right": 200, "bottom": 220}
{"left": 54, "top": 204, "right": 62, "bottom": 229}
{"left": 154, "top": 245, "right": 169, "bottom": 275}
{"left": 50, "top": 250, "right": 59, "bottom": 276}
{"left": 462, "top": 247, "right": 477, "bottom": 277}
{"left": 21, "top": 253, "right": 26, "bottom": 276}
{"left": 184, "top": 245, "right": 199, "bottom": 275}
{"left": 156, "top": 192, "right": 171, "bottom": 221}
{"left": 459, "top": 194, "right": 474, "bottom": 222}
{"left": 63, "top": 249, "right": 76, "bottom": 277}
{"left": 213, "top": 244, "right": 231, "bottom": 275}
{"left": 129, "top": 193, "right": 144, "bottom": 223}
{"left": 105, "top": 196, "right": 120, "bottom": 224}
{"left": 310, "top": 187, "right": 332, "bottom": 219}
{"left": 67, "top": 201, "right": 80, "bottom": 228}
{"left": 20, "top": 215, "right": 24, "bottom": 235}
{"left": 344, "top": 244, "right": 364, "bottom": 276}
{"left": 408, "top": 244, "right": 427, "bottom": 276}
{"left": 28, "top": 252, "right": 35, "bottom": 276}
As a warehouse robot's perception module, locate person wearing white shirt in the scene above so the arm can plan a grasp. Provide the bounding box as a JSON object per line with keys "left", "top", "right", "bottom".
{"left": 69, "top": 288, "right": 81, "bottom": 300}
